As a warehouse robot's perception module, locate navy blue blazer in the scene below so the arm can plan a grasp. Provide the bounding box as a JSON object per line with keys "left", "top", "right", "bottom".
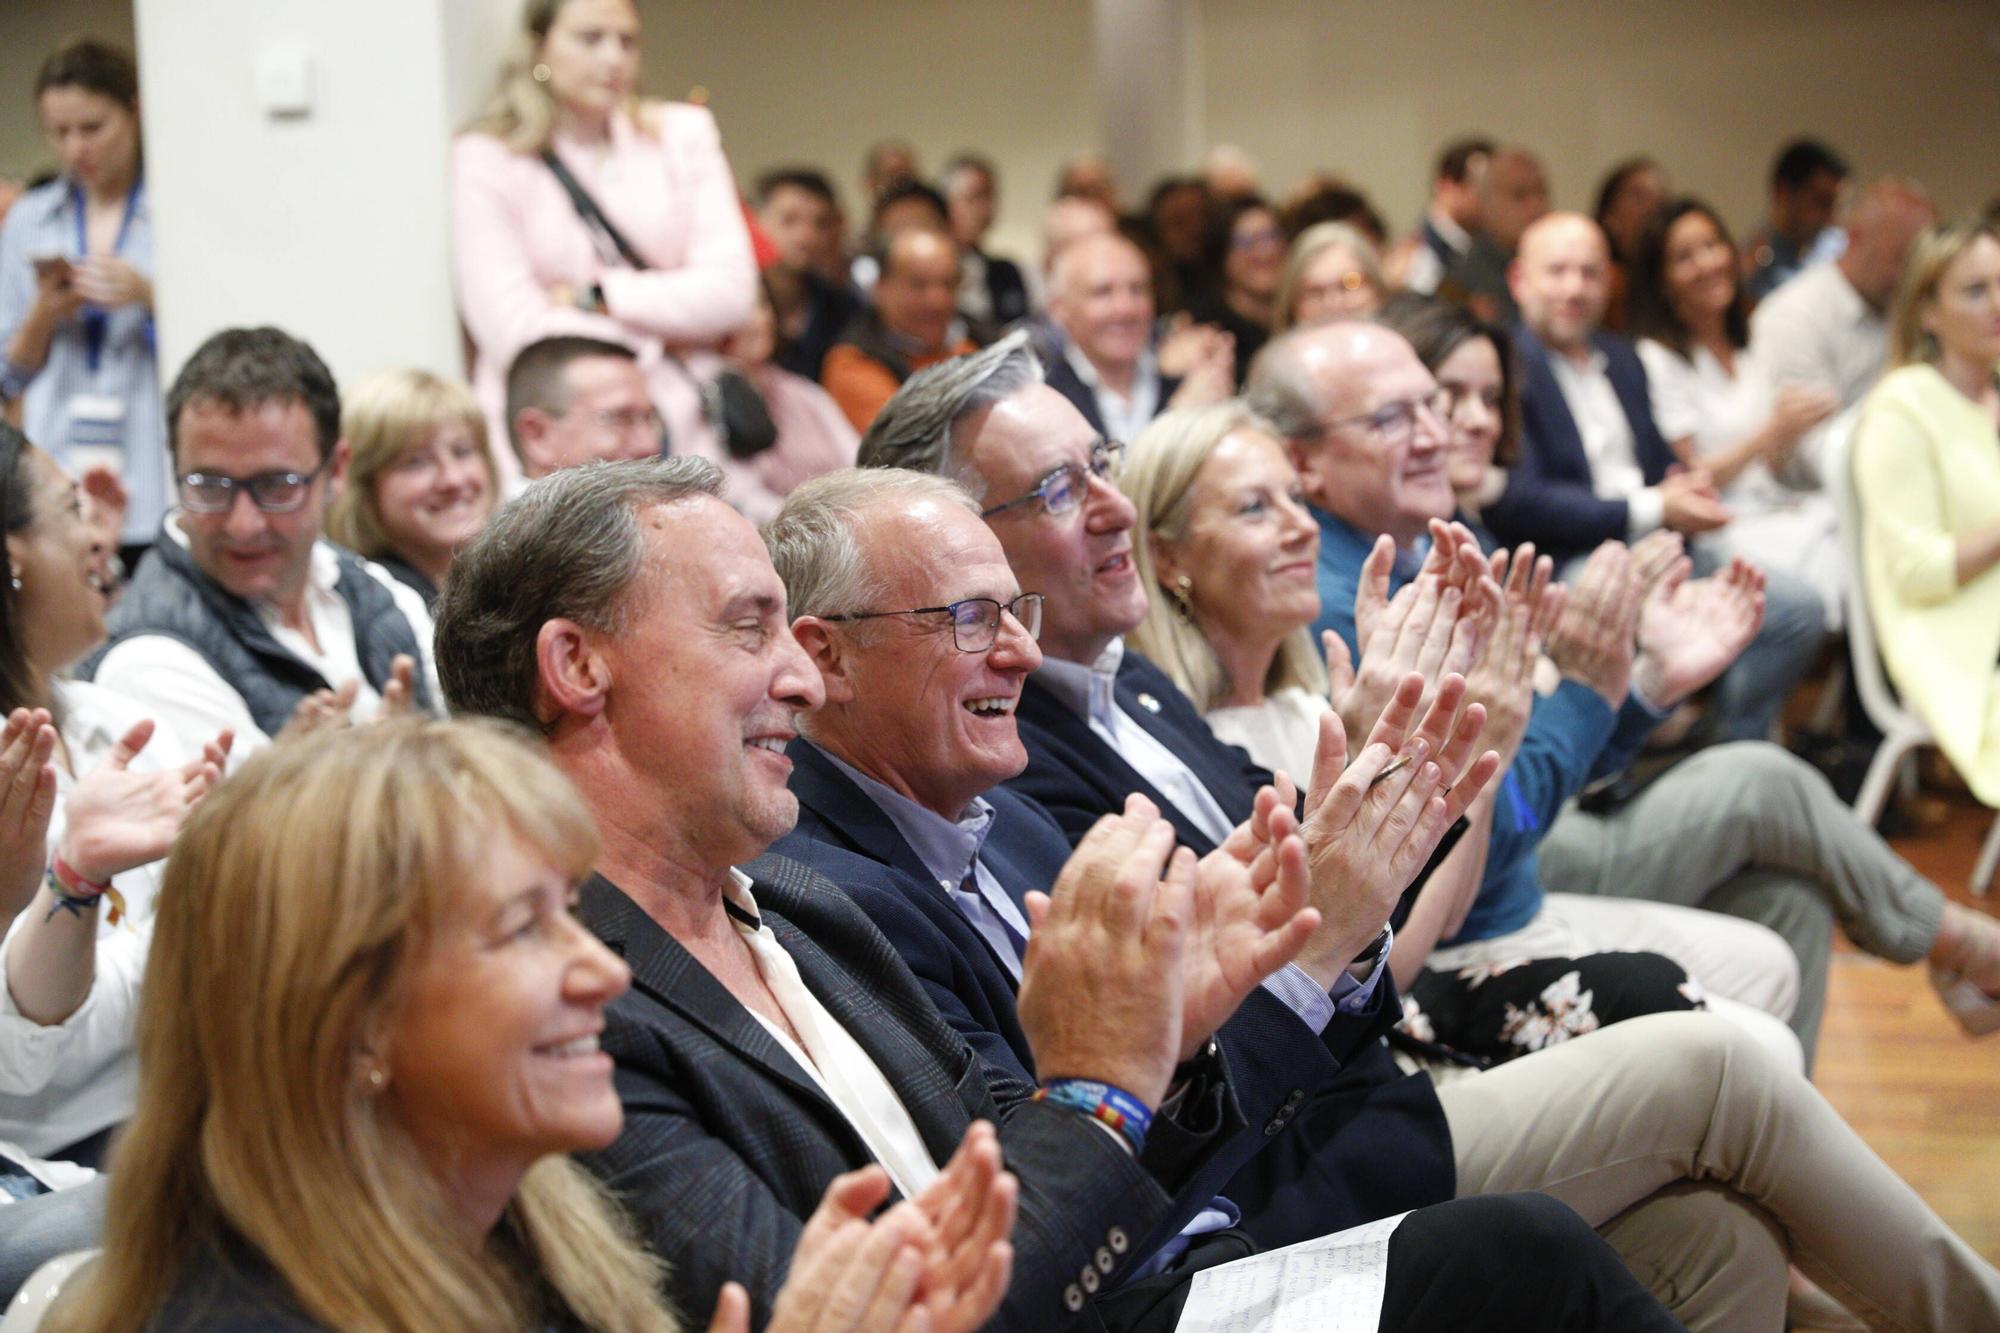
{"left": 1002, "top": 653, "right": 1458, "bottom": 1239}
{"left": 1483, "top": 326, "right": 1676, "bottom": 563}
{"left": 1037, "top": 334, "right": 1183, "bottom": 440}
{"left": 774, "top": 738, "right": 1445, "bottom": 1250}
{"left": 578, "top": 854, "right": 1238, "bottom": 1330}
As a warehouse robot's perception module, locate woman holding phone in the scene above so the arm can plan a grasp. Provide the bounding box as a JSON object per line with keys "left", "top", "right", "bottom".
{"left": 0, "top": 39, "right": 161, "bottom": 563}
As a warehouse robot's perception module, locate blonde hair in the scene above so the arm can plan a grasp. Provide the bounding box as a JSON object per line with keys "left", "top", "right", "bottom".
{"left": 1888, "top": 216, "right": 2000, "bottom": 369}
{"left": 328, "top": 369, "right": 494, "bottom": 563}
{"left": 464, "top": 0, "right": 646, "bottom": 155}
{"left": 53, "top": 720, "right": 676, "bottom": 1333}
{"left": 1271, "top": 222, "right": 1384, "bottom": 335}
{"left": 1124, "top": 402, "right": 1328, "bottom": 712}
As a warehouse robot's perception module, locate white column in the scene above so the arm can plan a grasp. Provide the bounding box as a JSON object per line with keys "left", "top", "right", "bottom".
{"left": 131, "top": 0, "right": 514, "bottom": 390}
{"left": 1091, "top": 0, "right": 1200, "bottom": 203}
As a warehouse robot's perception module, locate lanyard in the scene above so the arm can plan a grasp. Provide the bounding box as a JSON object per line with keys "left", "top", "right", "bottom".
{"left": 70, "top": 176, "right": 143, "bottom": 375}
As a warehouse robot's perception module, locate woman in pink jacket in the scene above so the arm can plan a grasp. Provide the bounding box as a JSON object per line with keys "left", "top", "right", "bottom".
{"left": 452, "top": 0, "right": 756, "bottom": 495}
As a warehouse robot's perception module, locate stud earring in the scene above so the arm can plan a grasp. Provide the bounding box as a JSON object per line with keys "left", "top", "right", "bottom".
{"left": 8, "top": 569, "right": 19, "bottom": 592}
{"left": 531, "top": 62, "right": 552, "bottom": 84}
{"left": 366, "top": 1065, "right": 388, "bottom": 1091}
{"left": 1169, "top": 575, "right": 1195, "bottom": 622}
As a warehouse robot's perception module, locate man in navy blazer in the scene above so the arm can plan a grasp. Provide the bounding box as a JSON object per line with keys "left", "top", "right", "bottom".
{"left": 850, "top": 337, "right": 1879, "bottom": 1329}
{"left": 434, "top": 456, "right": 1348, "bottom": 1332}
{"left": 1485, "top": 211, "right": 1824, "bottom": 743}
{"left": 762, "top": 468, "right": 1679, "bottom": 1331}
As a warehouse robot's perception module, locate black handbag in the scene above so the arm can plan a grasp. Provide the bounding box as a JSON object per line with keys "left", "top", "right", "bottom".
{"left": 542, "top": 151, "right": 776, "bottom": 459}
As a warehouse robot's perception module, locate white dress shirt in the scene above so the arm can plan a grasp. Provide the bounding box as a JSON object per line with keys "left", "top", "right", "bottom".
{"left": 726, "top": 870, "right": 941, "bottom": 1201}
{"left": 0, "top": 680, "right": 180, "bottom": 1155}
{"left": 91, "top": 527, "right": 440, "bottom": 773}
{"left": 1062, "top": 340, "right": 1161, "bottom": 445}
{"left": 1749, "top": 261, "right": 1888, "bottom": 412}
{"left": 1547, "top": 345, "right": 1664, "bottom": 537}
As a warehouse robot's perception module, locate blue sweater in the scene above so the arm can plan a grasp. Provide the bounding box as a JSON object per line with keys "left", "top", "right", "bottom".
{"left": 1310, "top": 505, "right": 1662, "bottom": 942}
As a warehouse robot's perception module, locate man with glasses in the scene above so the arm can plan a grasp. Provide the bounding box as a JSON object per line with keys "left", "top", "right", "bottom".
{"left": 503, "top": 335, "right": 667, "bottom": 487}
{"left": 83, "top": 325, "right": 435, "bottom": 768}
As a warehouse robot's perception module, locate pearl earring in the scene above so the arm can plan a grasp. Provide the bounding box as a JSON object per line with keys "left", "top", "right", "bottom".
{"left": 366, "top": 1065, "right": 388, "bottom": 1091}
{"left": 532, "top": 62, "right": 552, "bottom": 84}
{"left": 1169, "top": 575, "right": 1195, "bottom": 622}
{"left": 8, "top": 569, "right": 19, "bottom": 592}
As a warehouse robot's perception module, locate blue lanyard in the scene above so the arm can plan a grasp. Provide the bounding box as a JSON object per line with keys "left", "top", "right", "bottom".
{"left": 70, "top": 176, "right": 143, "bottom": 375}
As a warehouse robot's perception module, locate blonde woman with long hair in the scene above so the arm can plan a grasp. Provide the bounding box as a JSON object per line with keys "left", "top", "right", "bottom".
{"left": 451, "top": 0, "right": 756, "bottom": 494}
{"left": 39, "top": 720, "right": 1015, "bottom": 1332}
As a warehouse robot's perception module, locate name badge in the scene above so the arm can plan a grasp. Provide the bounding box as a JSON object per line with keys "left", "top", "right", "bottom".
{"left": 66, "top": 393, "right": 127, "bottom": 470}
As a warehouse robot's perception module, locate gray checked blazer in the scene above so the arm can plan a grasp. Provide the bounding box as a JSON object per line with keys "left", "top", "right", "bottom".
{"left": 577, "top": 852, "right": 1244, "bottom": 1332}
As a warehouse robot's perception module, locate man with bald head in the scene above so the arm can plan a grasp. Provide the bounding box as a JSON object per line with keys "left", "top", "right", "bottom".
{"left": 1040, "top": 231, "right": 1230, "bottom": 442}
{"left": 1486, "top": 212, "right": 1824, "bottom": 744}
{"left": 821, "top": 226, "right": 977, "bottom": 433}
{"left": 1751, "top": 177, "right": 1938, "bottom": 413}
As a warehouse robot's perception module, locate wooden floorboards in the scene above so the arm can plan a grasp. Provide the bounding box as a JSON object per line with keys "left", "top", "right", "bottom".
{"left": 1811, "top": 792, "right": 2000, "bottom": 1267}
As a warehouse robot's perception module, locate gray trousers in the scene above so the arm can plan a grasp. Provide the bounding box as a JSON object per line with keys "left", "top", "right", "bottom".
{"left": 1538, "top": 741, "right": 1946, "bottom": 1067}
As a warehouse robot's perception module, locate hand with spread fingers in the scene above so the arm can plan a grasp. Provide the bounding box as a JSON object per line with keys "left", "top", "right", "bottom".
{"left": 1544, "top": 542, "right": 1642, "bottom": 709}
{"left": 1181, "top": 788, "right": 1321, "bottom": 1059}
{"left": 1632, "top": 554, "right": 1768, "bottom": 709}
{"left": 0, "top": 708, "right": 58, "bottom": 923}
{"left": 1462, "top": 543, "right": 1565, "bottom": 764}
{"left": 1015, "top": 797, "right": 1192, "bottom": 1109}
{"left": 1289, "top": 671, "right": 1502, "bottom": 985}
{"left": 1330, "top": 525, "right": 1499, "bottom": 773}
{"left": 709, "top": 1128, "right": 1017, "bottom": 1333}
{"left": 1628, "top": 530, "right": 1686, "bottom": 601}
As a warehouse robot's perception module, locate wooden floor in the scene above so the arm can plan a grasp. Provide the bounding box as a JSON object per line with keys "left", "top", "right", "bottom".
{"left": 1809, "top": 787, "right": 2000, "bottom": 1280}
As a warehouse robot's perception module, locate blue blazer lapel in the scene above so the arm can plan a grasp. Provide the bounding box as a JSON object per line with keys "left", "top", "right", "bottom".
{"left": 1516, "top": 330, "right": 1591, "bottom": 481}
{"left": 786, "top": 739, "right": 936, "bottom": 889}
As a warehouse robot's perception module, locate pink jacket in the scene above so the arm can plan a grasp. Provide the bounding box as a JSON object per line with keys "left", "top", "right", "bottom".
{"left": 450, "top": 102, "right": 756, "bottom": 490}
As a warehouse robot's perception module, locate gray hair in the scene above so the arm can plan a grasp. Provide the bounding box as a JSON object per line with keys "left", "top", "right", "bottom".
{"left": 857, "top": 329, "right": 1044, "bottom": 497}
{"left": 434, "top": 456, "right": 724, "bottom": 728}
{"left": 1244, "top": 325, "right": 1331, "bottom": 444}
{"left": 763, "top": 468, "right": 980, "bottom": 622}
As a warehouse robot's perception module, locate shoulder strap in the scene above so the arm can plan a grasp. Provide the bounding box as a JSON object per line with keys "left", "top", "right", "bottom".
{"left": 540, "top": 149, "right": 650, "bottom": 271}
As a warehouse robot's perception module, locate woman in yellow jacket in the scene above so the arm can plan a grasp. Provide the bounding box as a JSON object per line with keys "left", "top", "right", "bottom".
{"left": 1852, "top": 215, "right": 2000, "bottom": 1027}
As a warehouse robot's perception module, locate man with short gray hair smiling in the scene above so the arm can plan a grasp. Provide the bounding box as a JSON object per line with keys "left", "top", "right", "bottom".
{"left": 762, "top": 464, "right": 1672, "bottom": 1330}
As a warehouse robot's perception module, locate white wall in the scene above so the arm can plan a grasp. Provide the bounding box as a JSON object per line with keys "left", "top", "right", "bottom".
{"left": 130, "top": 0, "right": 511, "bottom": 391}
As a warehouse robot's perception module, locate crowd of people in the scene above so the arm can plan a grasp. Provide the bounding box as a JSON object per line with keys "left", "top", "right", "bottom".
{"left": 0, "top": 1, "right": 1997, "bottom": 1329}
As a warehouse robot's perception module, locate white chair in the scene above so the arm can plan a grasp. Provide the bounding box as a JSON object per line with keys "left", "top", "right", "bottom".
{"left": 0, "top": 1251, "right": 96, "bottom": 1332}
{"left": 1829, "top": 419, "right": 1999, "bottom": 894}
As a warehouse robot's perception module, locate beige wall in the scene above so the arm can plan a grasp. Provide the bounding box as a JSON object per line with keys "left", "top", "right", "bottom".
{"left": 1199, "top": 0, "right": 2000, "bottom": 243}
{"left": 1, "top": 0, "right": 138, "bottom": 180}
{"left": 637, "top": 0, "right": 1097, "bottom": 265}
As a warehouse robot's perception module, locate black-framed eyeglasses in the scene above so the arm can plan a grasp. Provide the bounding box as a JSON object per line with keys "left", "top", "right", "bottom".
{"left": 1322, "top": 388, "right": 1451, "bottom": 447}
{"left": 823, "top": 593, "right": 1044, "bottom": 653}
{"left": 178, "top": 454, "right": 333, "bottom": 515}
{"left": 979, "top": 440, "right": 1123, "bottom": 519}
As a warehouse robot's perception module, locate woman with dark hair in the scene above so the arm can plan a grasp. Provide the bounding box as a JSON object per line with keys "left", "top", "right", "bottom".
{"left": 0, "top": 39, "right": 163, "bottom": 558}
{"left": 453, "top": 0, "right": 757, "bottom": 495}
{"left": 1374, "top": 292, "right": 1520, "bottom": 530}
{"left": 0, "top": 420, "right": 230, "bottom": 1174}
{"left": 1591, "top": 157, "right": 1666, "bottom": 331}
{"left": 1185, "top": 195, "right": 1285, "bottom": 385}
{"left": 1628, "top": 198, "right": 1843, "bottom": 625}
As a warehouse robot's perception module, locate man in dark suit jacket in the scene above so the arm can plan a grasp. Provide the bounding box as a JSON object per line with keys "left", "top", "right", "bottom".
{"left": 1484, "top": 211, "right": 1825, "bottom": 742}
{"left": 760, "top": 470, "right": 1680, "bottom": 1330}
{"left": 1040, "top": 232, "right": 1227, "bottom": 441}
{"left": 850, "top": 336, "right": 1889, "bottom": 1329}
{"left": 433, "top": 454, "right": 1357, "bottom": 1332}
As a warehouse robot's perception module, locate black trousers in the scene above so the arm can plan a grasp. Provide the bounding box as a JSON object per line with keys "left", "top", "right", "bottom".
{"left": 1097, "top": 1192, "right": 1685, "bottom": 1332}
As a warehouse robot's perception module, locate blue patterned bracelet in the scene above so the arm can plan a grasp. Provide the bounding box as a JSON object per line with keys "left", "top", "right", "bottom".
{"left": 1035, "top": 1079, "right": 1152, "bottom": 1155}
